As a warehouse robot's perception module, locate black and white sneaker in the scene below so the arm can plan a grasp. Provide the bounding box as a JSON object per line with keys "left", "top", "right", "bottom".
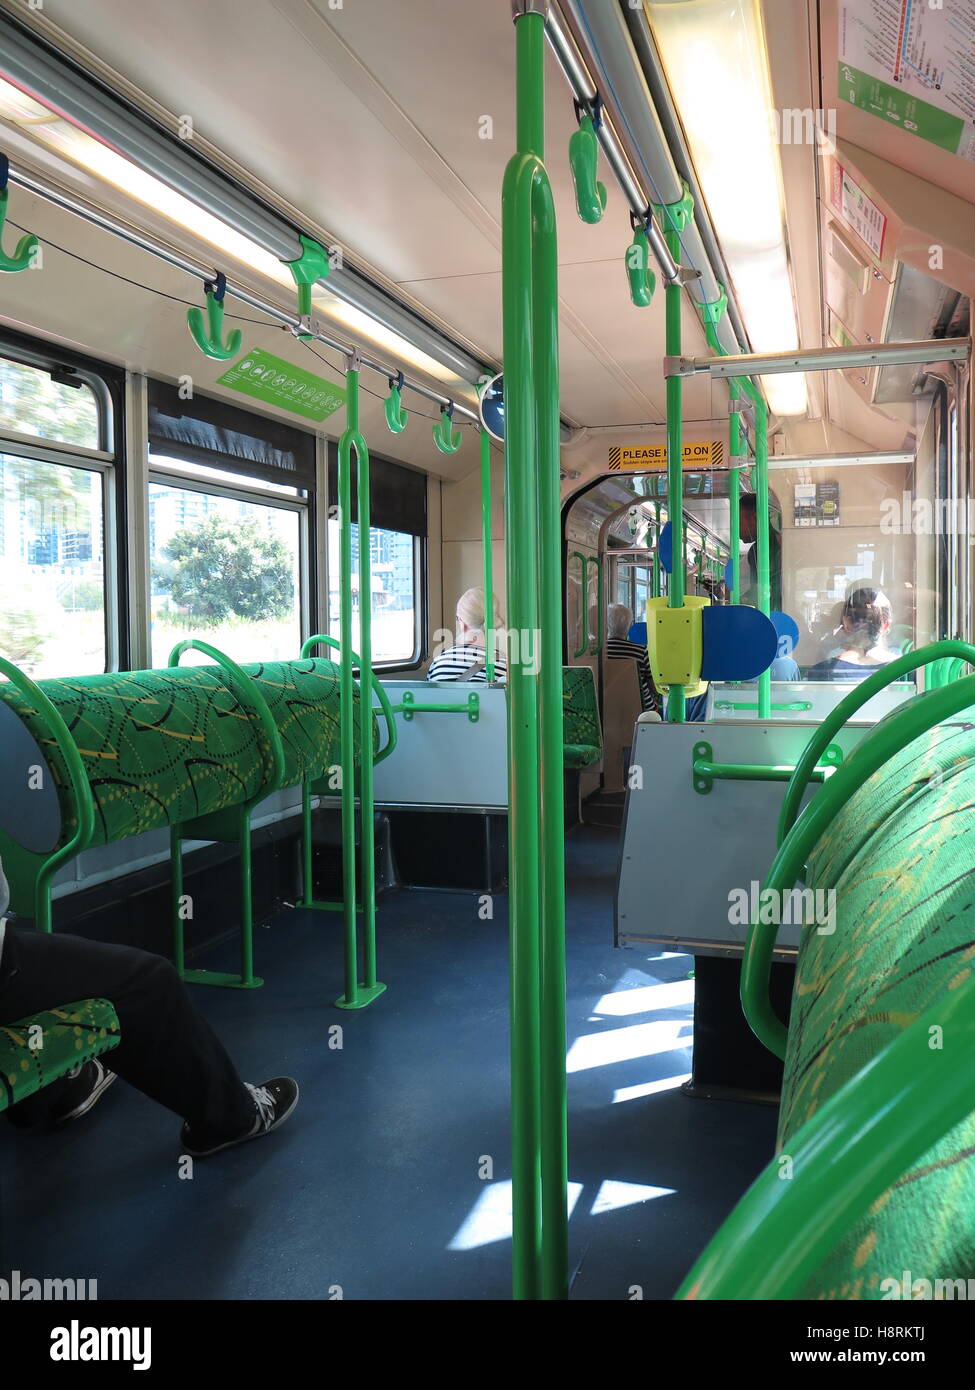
{"left": 54, "top": 1059, "right": 118, "bottom": 1125}
{"left": 180, "top": 1078, "right": 299, "bottom": 1159}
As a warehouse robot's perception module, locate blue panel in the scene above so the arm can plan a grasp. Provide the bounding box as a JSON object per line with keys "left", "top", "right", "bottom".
{"left": 628, "top": 622, "right": 647, "bottom": 647}
{"left": 659, "top": 520, "right": 673, "bottom": 573}
{"left": 770, "top": 610, "right": 800, "bottom": 657}
{"left": 701, "top": 605, "right": 778, "bottom": 681}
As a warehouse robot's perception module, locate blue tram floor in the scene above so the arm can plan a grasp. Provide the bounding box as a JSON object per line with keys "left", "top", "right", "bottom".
{"left": 0, "top": 825, "right": 777, "bottom": 1300}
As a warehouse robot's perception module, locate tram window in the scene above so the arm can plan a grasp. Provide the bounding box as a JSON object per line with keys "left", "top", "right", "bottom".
{"left": 147, "top": 469, "right": 303, "bottom": 667}
{"left": 327, "top": 521, "right": 420, "bottom": 665}
{"left": 0, "top": 453, "right": 107, "bottom": 677}
{"left": 0, "top": 354, "right": 101, "bottom": 449}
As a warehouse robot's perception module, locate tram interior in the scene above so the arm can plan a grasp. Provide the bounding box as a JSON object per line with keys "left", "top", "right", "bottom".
{"left": 0, "top": 0, "right": 973, "bottom": 1303}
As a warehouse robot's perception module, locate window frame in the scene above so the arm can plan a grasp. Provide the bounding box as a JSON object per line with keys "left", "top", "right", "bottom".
{"left": 147, "top": 455, "right": 311, "bottom": 666}
{"left": 0, "top": 334, "right": 123, "bottom": 673}
{"left": 325, "top": 516, "right": 426, "bottom": 672}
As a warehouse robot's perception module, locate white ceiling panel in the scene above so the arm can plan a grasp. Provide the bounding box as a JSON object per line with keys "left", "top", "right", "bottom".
{"left": 17, "top": 0, "right": 725, "bottom": 432}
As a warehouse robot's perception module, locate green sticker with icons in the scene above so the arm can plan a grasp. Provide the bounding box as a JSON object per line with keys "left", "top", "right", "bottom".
{"left": 218, "top": 348, "right": 346, "bottom": 422}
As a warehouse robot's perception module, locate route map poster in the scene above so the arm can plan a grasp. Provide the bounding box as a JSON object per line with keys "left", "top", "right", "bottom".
{"left": 839, "top": 1, "right": 975, "bottom": 163}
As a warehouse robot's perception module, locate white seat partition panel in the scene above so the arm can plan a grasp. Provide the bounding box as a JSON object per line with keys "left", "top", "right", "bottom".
{"left": 615, "top": 719, "right": 878, "bottom": 959}
{"left": 709, "top": 680, "right": 916, "bottom": 722}
{"left": 373, "top": 680, "right": 509, "bottom": 810}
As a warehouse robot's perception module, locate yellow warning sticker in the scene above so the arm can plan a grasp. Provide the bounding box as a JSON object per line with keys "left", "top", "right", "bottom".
{"left": 608, "top": 441, "right": 724, "bottom": 471}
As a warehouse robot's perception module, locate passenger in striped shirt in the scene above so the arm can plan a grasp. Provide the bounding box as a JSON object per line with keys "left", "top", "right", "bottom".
{"left": 606, "top": 604, "right": 658, "bottom": 713}
{"left": 427, "top": 587, "right": 507, "bottom": 683}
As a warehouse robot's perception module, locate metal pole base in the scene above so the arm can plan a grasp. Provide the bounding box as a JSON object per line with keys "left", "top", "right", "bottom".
{"left": 180, "top": 968, "right": 264, "bottom": 989}
{"left": 334, "top": 981, "right": 387, "bottom": 1010}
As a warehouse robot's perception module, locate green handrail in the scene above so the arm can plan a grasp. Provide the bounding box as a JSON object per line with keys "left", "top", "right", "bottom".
{"left": 167, "top": 638, "right": 287, "bottom": 986}
{"left": 677, "top": 972, "right": 975, "bottom": 1299}
{"left": 300, "top": 633, "right": 397, "bottom": 764}
{"left": 167, "top": 639, "right": 286, "bottom": 794}
{"left": 480, "top": 425, "right": 496, "bottom": 682}
{"left": 742, "top": 672, "right": 975, "bottom": 1059}
{"left": 713, "top": 700, "right": 812, "bottom": 713}
{"left": 664, "top": 215, "right": 685, "bottom": 723}
{"left": 692, "top": 739, "right": 841, "bottom": 795}
{"left": 392, "top": 691, "right": 479, "bottom": 722}
{"left": 333, "top": 366, "right": 385, "bottom": 1010}
{"left": 570, "top": 551, "right": 590, "bottom": 659}
{"left": 699, "top": 299, "right": 770, "bottom": 716}
{"left": 0, "top": 654, "right": 97, "bottom": 932}
{"left": 776, "top": 640, "right": 975, "bottom": 847}
{"left": 589, "top": 555, "right": 603, "bottom": 657}
{"left": 504, "top": 6, "right": 567, "bottom": 1301}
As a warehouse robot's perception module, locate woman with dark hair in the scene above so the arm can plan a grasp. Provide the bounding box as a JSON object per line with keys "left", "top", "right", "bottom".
{"left": 809, "top": 587, "right": 895, "bottom": 679}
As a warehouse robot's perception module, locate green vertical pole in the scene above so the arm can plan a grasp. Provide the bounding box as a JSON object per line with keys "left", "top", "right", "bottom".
{"left": 336, "top": 369, "right": 359, "bottom": 1009}
{"left": 336, "top": 364, "right": 386, "bottom": 1010}
{"left": 506, "top": 6, "right": 543, "bottom": 1301}
{"left": 481, "top": 425, "right": 496, "bottom": 682}
{"left": 355, "top": 369, "right": 377, "bottom": 990}
{"left": 300, "top": 780, "right": 314, "bottom": 906}
{"left": 505, "top": 3, "right": 569, "bottom": 1300}
{"left": 532, "top": 101, "right": 568, "bottom": 1303}
{"left": 742, "top": 381, "right": 771, "bottom": 717}
{"left": 665, "top": 222, "right": 686, "bottom": 723}
{"left": 238, "top": 810, "right": 255, "bottom": 988}
{"left": 728, "top": 383, "right": 742, "bottom": 605}
{"left": 171, "top": 826, "right": 184, "bottom": 974}
{"left": 652, "top": 505, "right": 661, "bottom": 599}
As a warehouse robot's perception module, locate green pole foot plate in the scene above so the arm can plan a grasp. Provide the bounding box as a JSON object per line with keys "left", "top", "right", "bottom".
{"left": 334, "top": 981, "right": 387, "bottom": 1010}
{"left": 180, "top": 969, "right": 264, "bottom": 990}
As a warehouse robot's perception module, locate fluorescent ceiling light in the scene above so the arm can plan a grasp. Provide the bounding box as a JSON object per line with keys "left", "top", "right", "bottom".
{"left": 0, "top": 78, "right": 468, "bottom": 391}
{"left": 648, "top": 0, "right": 808, "bottom": 418}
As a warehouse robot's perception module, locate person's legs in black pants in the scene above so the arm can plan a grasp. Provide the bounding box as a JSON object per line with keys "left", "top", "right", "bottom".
{"left": 0, "top": 926, "right": 256, "bottom": 1143}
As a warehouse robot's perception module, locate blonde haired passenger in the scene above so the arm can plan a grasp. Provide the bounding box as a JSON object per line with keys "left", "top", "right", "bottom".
{"left": 427, "top": 587, "right": 507, "bottom": 683}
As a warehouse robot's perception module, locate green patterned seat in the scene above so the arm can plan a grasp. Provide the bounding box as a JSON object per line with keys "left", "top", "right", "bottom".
{"left": 779, "top": 726, "right": 975, "bottom": 1300}
{"left": 0, "top": 658, "right": 374, "bottom": 849}
{"left": 1, "top": 998, "right": 120, "bottom": 1112}
{"left": 563, "top": 665, "right": 602, "bottom": 770}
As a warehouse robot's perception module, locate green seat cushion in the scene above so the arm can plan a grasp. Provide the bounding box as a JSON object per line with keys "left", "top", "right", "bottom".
{"left": 0, "top": 659, "right": 376, "bottom": 848}
{"left": 564, "top": 743, "right": 601, "bottom": 770}
{"left": 807, "top": 706, "right": 975, "bottom": 892}
{"left": 563, "top": 666, "right": 601, "bottom": 769}
{"left": 780, "top": 753, "right": 975, "bottom": 1299}
{"left": 1, "top": 998, "right": 121, "bottom": 1112}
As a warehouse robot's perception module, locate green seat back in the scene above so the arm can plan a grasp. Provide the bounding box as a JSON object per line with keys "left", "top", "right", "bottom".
{"left": 1, "top": 998, "right": 120, "bottom": 1112}
{"left": 780, "top": 736, "right": 975, "bottom": 1299}
{"left": 0, "top": 658, "right": 374, "bottom": 848}
{"left": 563, "top": 665, "right": 601, "bottom": 770}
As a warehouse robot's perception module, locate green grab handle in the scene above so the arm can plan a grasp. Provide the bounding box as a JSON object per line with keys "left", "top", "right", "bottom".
{"left": 777, "top": 639, "right": 975, "bottom": 847}
{"left": 590, "top": 556, "right": 603, "bottom": 656}
{"left": 383, "top": 380, "right": 409, "bottom": 434}
{"left": 568, "top": 114, "right": 607, "bottom": 224}
{"left": 0, "top": 186, "right": 39, "bottom": 273}
{"left": 300, "top": 633, "right": 398, "bottom": 763}
{"left": 678, "top": 972, "right": 975, "bottom": 1300}
{"left": 186, "top": 289, "right": 243, "bottom": 361}
{"left": 433, "top": 406, "right": 463, "bottom": 454}
{"left": 285, "top": 233, "right": 331, "bottom": 338}
{"left": 743, "top": 671, "right": 975, "bottom": 1060}
{"left": 0, "top": 653, "right": 97, "bottom": 927}
{"left": 625, "top": 227, "right": 656, "bottom": 308}
{"left": 167, "top": 638, "right": 286, "bottom": 795}
{"left": 570, "top": 552, "right": 589, "bottom": 659}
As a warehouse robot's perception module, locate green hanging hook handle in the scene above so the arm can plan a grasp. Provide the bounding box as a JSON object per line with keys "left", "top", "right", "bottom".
{"left": 568, "top": 104, "right": 607, "bottom": 225}
{"left": 186, "top": 272, "right": 243, "bottom": 361}
{"left": 433, "top": 402, "right": 463, "bottom": 455}
{"left": 285, "top": 233, "right": 332, "bottom": 340}
{"left": 625, "top": 219, "right": 656, "bottom": 308}
{"left": 0, "top": 157, "right": 39, "bottom": 273}
{"left": 384, "top": 372, "right": 409, "bottom": 433}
